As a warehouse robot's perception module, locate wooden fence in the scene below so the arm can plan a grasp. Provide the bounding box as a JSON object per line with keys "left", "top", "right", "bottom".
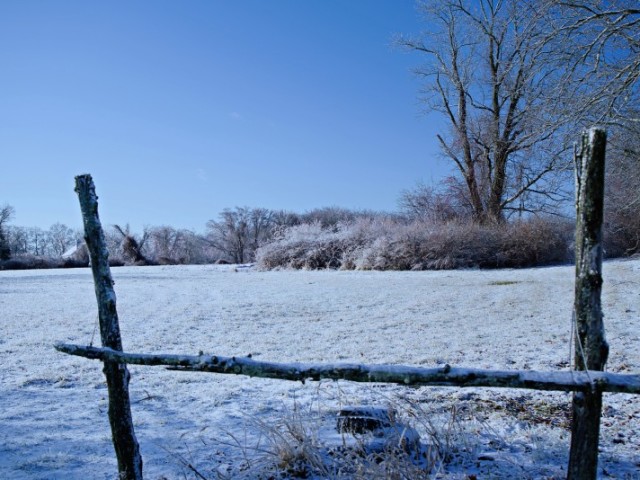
{"left": 56, "top": 128, "right": 640, "bottom": 480}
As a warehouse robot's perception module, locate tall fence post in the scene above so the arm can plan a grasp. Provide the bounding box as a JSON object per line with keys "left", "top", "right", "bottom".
{"left": 75, "top": 174, "right": 143, "bottom": 480}
{"left": 568, "top": 128, "right": 609, "bottom": 480}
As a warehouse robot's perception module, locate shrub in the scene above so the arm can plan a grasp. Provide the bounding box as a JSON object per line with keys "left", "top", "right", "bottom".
{"left": 498, "top": 218, "right": 573, "bottom": 268}
{"left": 256, "top": 217, "right": 574, "bottom": 271}
{"left": 0, "top": 255, "right": 61, "bottom": 270}
{"left": 0, "top": 254, "right": 90, "bottom": 270}
{"left": 604, "top": 210, "right": 640, "bottom": 258}
{"left": 256, "top": 222, "right": 352, "bottom": 270}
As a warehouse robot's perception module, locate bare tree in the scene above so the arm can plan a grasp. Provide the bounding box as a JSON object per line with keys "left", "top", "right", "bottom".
{"left": 547, "top": 1, "right": 640, "bottom": 124}
{"left": 148, "top": 225, "right": 183, "bottom": 264}
{"left": 147, "top": 226, "right": 209, "bottom": 264}
{"left": 271, "top": 210, "right": 302, "bottom": 229}
{"left": 399, "top": 179, "right": 472, "bottom": 222}
{"left": 0, "top": 204, "right": 14, "bottom": 259}
{"left": 206, "top": 207, "right": 275, "bottom": 263}
{"left": 402, "top": 0, "right": 576, "bottom": 222}
{"left": 27, "top": 227, "right": 48, "bottom": 256}
{"left": 176, "top": 230, "right": 212, "bottom": 264}
{"left": 541, "top": 2, "right": 640, "bottom": 256}
{"left": 48, "top": 222, "right": 76, "bottom": 257}
{"left": 7, "top": 226, "right": 28, "bottom": 256}
{"left": 299, "top": 207, "right": 361, "bottom": 228}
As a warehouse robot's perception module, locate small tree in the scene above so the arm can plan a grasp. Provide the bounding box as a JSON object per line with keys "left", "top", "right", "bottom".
{"left": 148, "top": 225, "right": 183, "bottom": 263}
{"left": 147, "top": 226, "right": 210, "bottom": 264}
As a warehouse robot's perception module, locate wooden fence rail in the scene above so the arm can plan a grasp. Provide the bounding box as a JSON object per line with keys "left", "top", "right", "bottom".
{"left": 55, "top": 343, "right": 640, "bottom": 394}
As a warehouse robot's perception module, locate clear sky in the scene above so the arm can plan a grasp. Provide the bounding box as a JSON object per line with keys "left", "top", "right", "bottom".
{"left": 0, "top": 0, "right": 448, "bottom": 233}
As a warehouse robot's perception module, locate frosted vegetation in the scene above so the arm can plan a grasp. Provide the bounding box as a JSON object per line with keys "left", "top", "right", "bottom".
{"left": 255, "top": 216, "right": 573, "bottom": 271}
{"left": 1, "top": 260, "right": 638, "bottom": 478}
{"left": 1, "top": 191, "right": 638, "bottom": 272}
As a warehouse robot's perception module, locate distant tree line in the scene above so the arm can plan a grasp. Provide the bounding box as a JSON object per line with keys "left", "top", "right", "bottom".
{"left": 0, "top": 206, "right": 395, "bottom": 269}
{"left": 1, "top": 160, "right": 638, "bottom": 270}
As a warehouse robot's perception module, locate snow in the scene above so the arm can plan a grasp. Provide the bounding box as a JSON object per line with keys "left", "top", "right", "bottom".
{"left": 1, "top": 260, "right": 638, "bottom": 479}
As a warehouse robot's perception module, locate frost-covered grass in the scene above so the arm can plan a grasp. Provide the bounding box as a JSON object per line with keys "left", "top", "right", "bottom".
{"left": 1, "top": 260, "right": 639, "bottom": 479}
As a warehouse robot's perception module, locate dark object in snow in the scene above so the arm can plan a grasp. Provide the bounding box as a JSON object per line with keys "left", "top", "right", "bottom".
{"left": 335, "top": 406, "right": 421, "bottom": 454}
{"left": 337, "top": 406, "right": 393, "bottom": 434}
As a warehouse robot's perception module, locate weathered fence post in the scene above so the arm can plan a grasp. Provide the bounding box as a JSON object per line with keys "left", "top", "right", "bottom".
{"left": 75, "top": 174, "right": 143, "bottom": 480}
{"left": 568, "top": 128, "right": 609, "bottom": 480}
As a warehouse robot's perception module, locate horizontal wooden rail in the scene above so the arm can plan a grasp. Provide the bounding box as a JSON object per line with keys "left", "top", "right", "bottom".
{"left": 55, "top": 343, "right": 640, "bottom": 395}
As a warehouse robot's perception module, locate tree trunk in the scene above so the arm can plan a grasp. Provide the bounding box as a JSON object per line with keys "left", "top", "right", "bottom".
{"left": 75, "top": 175, "right": 143, "bottom": 480}
{"left": 568, "top": 128, "right": 608, "bottom": 480}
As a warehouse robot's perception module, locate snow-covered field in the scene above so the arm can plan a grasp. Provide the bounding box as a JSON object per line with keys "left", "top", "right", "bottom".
{"left": 1, "top": 260, "right": 639, "bottom": 479}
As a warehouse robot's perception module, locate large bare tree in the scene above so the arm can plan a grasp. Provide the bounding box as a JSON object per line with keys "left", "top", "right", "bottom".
{"left": 403, "top": 0, "right": 639, "bottom": 223}
{"left": 403, "top": 0, "right": 574, "bottom": 223}
{"left": 546, "top": 1, "right": 640, "bottom": 256}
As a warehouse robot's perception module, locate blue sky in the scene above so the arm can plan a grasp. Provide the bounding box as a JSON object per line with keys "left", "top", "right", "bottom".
{"left": 0, "top": 1, "right": 448, "bottom": 233}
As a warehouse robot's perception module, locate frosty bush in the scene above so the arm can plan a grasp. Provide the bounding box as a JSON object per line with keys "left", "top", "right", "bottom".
{"left": 0, "top": 254, "right": 90, "bottom": 270}
{"left": 498, "top": 218, "right": 573, "bottom": 267}
{"left": 256, "top": 222, "right": 352, "bottom": 270}
{"left": 256, "top": 218, "right": 573, "bottom": 271}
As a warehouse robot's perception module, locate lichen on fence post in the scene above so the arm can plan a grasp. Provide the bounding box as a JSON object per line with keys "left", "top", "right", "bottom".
{"left": 74, "top": 174, "right": 143, "bottom": 480}
{"left": 568, "top": 128, "right": 608, "bottom": 480}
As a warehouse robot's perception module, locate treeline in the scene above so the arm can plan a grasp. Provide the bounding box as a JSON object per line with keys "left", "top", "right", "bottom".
{"left": 0, "top": 198, "right": 638, "bottom": 271}
{"left": 0, "top": 206, "right": 387, "bottom": 270}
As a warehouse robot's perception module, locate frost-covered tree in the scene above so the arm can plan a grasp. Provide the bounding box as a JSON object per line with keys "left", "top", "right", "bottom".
{"left": 402, "top": 0, "right": 573, "bottom": 223}
{"left": 147, "top": 226, "right": 210, "bottom": 264}
{"left": 148, "top": 225, "right": 183, "bottom": 263}
{"left": 6, "top": 225, "right": 28, "bottom": 256}
{"left": 47, "top": 222, "right": 76, "bottom": 257}
{"left": 206, "top": 207, "right": 275, "bottom": 263}
{"left": 399, "top": 179, "right": 472, "bottom": 222}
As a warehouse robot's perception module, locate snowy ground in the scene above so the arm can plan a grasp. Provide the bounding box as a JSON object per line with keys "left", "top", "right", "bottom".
{"left": 1, "top": 260, "right": 639, "bottom": 479}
